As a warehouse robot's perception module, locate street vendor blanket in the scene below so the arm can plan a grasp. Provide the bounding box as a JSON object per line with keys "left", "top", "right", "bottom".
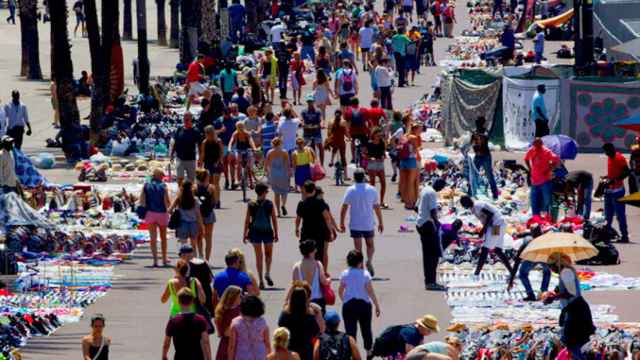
{"left": 442, "top": 77, "right": 501, "bottom": 143}
{"left": 561, "top": 79, "right": 640, "bottom": 152}
{"left": 502, "top": 77, "right": 561, "bottom": 150}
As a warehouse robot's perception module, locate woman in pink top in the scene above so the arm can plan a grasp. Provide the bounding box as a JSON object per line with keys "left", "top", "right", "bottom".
{"left": 227, "top": 295, "right": 270, "bottom": 360}
{"left": 524, "top": 138, "right": 560, "bottom": 216}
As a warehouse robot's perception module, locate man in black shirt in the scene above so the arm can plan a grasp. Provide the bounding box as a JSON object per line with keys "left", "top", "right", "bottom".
{"left": 471, "top": 116, "right": 499, "bottom": 199}
{"left": 295, "top": 181, "right": 337, "bottom": 271}
{"left": 276, "top": 39, "right": 294, "bottom": 100}
{"left": 171, "top": 112, "right": 201, "bottom": 184}
{"left": 162, "top": 288, "right": 211, "bottom": 360}
{"left": 565, "top": 170, "right": 594, "bottom": 221}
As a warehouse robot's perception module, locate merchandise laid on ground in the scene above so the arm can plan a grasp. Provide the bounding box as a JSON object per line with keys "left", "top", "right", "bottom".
{"left": 0, "top": 180, "right": 149, "bottom": 355}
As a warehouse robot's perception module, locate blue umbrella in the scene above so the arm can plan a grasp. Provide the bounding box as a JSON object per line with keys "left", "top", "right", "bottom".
{"left": 541, "top": 134, "right": 578, "bottom": 160}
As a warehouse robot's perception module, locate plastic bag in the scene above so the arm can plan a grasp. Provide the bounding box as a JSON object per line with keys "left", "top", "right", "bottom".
{"left": 33, "top": 153, "right": 55, "bottom": 169}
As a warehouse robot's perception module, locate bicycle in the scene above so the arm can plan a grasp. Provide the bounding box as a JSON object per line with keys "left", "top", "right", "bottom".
{"left": 238, "top": 149, "right": 254, "bottom": 202}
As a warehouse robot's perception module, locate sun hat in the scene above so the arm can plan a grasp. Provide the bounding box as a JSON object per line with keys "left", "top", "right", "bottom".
{"left": 324, "top": 310, "right": 341, "bottom": 327}
{"left": 416, "top": 314, "right": 439, "bottom": 332}
{"left": 305, "top": 93, "right": 315, "bottom": 102}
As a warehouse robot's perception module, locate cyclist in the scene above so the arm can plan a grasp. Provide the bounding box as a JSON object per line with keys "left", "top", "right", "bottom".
{"left": 228, "top": 122, "right": 258, "bottom": 191}
{"left": 301, "top": 94, "right": 325, "bottom": 167}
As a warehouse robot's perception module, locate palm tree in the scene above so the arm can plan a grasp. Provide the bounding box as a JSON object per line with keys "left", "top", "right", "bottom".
{"left": 137, "top": 0, "right": 150, "bottom": 94}
{"left": 83, "top": 0, "right": 121, "bottom": 137}
{"left": 49, "top": 0, "right": 80, "bottom": 131}
{"left": 18, "top": 0, "right": 43, "bottom": 79}
{"left": 169, "top": 0, "right": 180, "bottom": 48}
{"left": 123, "top": 0, "right": 133, "bottom": 40}
{"left": 200, "top": 0, "right": 216, "bottom": 49}
{"left": 156, "top": 0, "right": 167, "bottom": 46}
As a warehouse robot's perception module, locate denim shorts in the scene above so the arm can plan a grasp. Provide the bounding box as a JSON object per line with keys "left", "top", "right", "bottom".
{"left": 304, "top": 134, "right": 322, "bottom": 146}
{"left": 350, "top": 229, "right": 375, "bottom": 238}
{"left": 399, "top": 158, "right": 417, "bottom": 169}
{"left": 176, "top": 221, "right": 199, "bottom": 239}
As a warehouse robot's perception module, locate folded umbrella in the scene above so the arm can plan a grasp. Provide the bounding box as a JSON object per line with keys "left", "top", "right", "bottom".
{"left": 520, "top": 232, "right": 597, "bottom": 263}
{"left": 540, "top": 134, "right": 578, "bottom": 160}
{"left": 613, "top": 115, "right": 640, "bottom": 133}
{"left": 617, "top": 191, "right": 640, "bottom": 208}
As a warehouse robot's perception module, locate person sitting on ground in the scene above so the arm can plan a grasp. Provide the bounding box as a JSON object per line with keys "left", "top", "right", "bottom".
{"left": 77, "top": 70, "right": 92, "bottom": 96}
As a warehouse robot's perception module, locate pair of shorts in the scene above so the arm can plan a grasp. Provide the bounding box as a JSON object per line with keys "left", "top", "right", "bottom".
{"left": 176, "top": 159, "right": 196, "bottom": 181}
{"left": 339, "top": 94, "right": 354, "bottom": 107}
{"left": 483, "top": 224, "right": 505, "bottom": 250}
{"left": 406, "top": 56, "right": 419, "bottom": 71}
{"left": 249, "top": 233, "right": 274, "bottom": 244}
{"left": 202, "top": 211, "right": 216, "bottom": 225}
{"left": 399, "top": 158, "right": 417, "bottom": 169}
{"left": 367, "top": 159, "right": 385, "bottom": 172}
{"left": 351, "top": 229, "right": 375, "bottom": 239}
{"left": 361, "top": 47, "right": 370, "bottom": 53}
{"left": 403, "top": 5, "right": 413, "bottom": 13}
{"left": 205, "top": 162, "right": 223, "bottom": 175}
{"left": 304, "top": 134, "right": 322, "bottom": 146}
{"left": 145, "top": 211, "right": 169, "bottom": 227}
{"left": 188, "top": 81, "right": 206, "bottom": 97}
{"left": 176, "top": 221, "right": 199, "bottom": 239}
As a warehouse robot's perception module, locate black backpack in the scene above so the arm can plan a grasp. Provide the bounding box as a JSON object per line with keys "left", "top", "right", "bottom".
{"left": 372, "top": 325, "right": 406, "bottom": 357}
{"left": 318, "top": 332, "right": 352, "bottom": 360}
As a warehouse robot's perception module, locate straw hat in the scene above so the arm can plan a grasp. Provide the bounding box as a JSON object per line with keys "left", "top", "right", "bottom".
{"left": 416, "top": 315, "right": 439, "bottom": 333}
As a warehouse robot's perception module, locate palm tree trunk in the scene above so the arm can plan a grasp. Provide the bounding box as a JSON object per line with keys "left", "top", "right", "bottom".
{"left": 84, "top": 0, "right": 105, "bottom": 134}
{"left": 122, "top": 0, "right": 133, "bottom": 40}
{"left": 156, "top": 0, "right": 167, "bottom": 46}
{"left": 200, "top": 0, "right": 216, "bottom": 49}
{"left": 49, "top": 0, "right": 81, "bottom": 131}
{"left": 100, "top": 0, "right": 117, "bottom": 105}
{"left": 169, "top": 0, "right": 180, "bottom": 48}
{"left": 245, "top": 0, "right": 257, "bottom": 33}
{"left": 19, "top": 0, "right": 43, "bottom": 79}
{"left": 137, "top": 0, "right": 150, "bottom": 95}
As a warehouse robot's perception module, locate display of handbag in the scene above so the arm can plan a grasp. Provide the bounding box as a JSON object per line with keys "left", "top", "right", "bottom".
{"left": 168, "top": 210, "right": 181, "bottom": 230}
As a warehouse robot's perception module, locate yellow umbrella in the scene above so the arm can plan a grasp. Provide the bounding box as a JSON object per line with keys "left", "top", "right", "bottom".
{"left": 520, "top": 232, "right": 597, "bottom": 263}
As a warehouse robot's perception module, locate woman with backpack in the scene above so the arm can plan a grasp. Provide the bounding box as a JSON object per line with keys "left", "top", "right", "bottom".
{"left": 195, "top": 169, "right": 216, "bottom": 261}
{"left": 313, "top": 310, "right": 362, "bottom": 360}
{"left": 160, "top": 259, "right": 206, "bottom": 317}
{"left": 138, "top": 168, "right": 171, "bottom": 267}
{"left": 199, "top": 125, "right": 224, "bottom": 210}
{"left": 339, "top": 250, "right": 381, "bottom": 359}
{"left": 243, "top": 183, "right": 279, "bottom": 290}
{"left": 168, "top": 181, "right": 205, "bottom": 251}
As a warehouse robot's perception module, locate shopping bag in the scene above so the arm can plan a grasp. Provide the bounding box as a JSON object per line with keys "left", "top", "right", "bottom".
{"left": 311, "top": 163, "right": 325, "bottom": 181}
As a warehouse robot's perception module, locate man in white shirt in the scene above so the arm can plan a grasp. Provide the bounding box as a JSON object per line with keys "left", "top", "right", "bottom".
{"left": 4, "top": 90, "right": 32, "bottom": 150}
{"left": 277, "top": 107, "right": 301, "bottom": 153}
{"left": 415, "top": 179, "right": 446, "bottom": 290}
{"left": 359, "top": 20, "right": 375, "bottom": 71}
{"left": 460, "top": 195, "right": 513, "bottom": 277}
{"left": 270, "top": 21, "right": 286, "bottom": 47}
{"left": 374, "top": 57, "right": 393, "bottom": 110}
{"left": 340, "top": 168, "right": 384, "bottom": 276}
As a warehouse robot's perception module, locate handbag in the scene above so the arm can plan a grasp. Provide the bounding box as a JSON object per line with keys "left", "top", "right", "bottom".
{"left": 136, "top": 183, "right": 149, "bottom": 219}
{"left": 593, "top": 179, "right": 608, "bottom": 198}
{"left": 168, "top": 209, "right": 181, "bottom": 230}
{"left": 311, "top": 162, "right": 326, "bottom": 181}
{"left": 316, "top": 262, "right": 336, "bottom": 305}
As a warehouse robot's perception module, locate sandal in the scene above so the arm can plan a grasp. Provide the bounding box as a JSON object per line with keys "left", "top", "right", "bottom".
{"left": 265, "top": 275, "right": 274, "bottom": 287}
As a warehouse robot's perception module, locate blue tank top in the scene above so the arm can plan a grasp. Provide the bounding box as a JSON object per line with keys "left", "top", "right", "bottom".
{"left": 145, "top": 180, "right": 167, "bottom": 212}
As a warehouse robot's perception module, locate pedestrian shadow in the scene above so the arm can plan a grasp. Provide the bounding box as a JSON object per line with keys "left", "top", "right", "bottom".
{"left": 371, "top": 277, "right": 390, "bottom": 282}
{"left": 261, "top": 287, "right": 286, "bottom": 292}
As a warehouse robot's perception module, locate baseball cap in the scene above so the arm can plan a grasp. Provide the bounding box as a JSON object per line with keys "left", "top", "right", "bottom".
{"left": 324, "top": 310, "right": 341, "bottom": 327}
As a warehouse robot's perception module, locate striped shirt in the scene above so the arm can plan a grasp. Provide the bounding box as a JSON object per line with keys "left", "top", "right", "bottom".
{"left": 261, "top": 121, "right": 277, "bottom": 153}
